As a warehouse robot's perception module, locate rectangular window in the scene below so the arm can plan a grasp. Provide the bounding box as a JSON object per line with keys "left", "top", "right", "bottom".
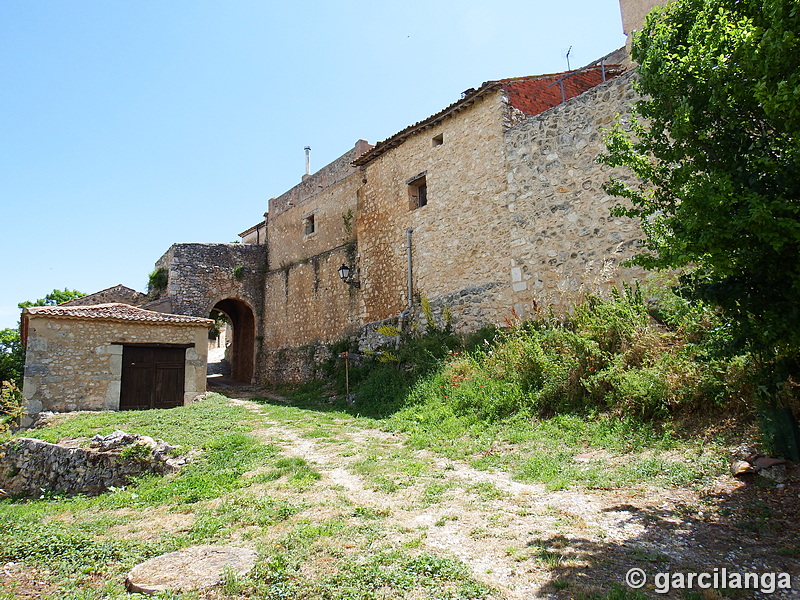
{"left": 303, "top": 213, "right": 316, "bottom": 236}
{"left": 407, "top": 172, "right": 428, "bottom": 210}
{"left": 432, "top": 133, "right": 443, "bottom": 146}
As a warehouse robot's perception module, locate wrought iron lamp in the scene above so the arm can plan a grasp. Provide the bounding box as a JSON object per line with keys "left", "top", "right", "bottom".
{"left": 337, "top": 263, "right": 360, "bottom": 288}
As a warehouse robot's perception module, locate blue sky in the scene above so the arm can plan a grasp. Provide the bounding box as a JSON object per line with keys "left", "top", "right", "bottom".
{"left": 0, "top": 0, "right": 626, "bottom": 330}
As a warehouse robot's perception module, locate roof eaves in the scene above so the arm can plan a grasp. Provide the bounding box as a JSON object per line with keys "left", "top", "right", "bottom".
{"left": 352, "top": 81, "right": 502, "bottom": 167}
{"left": 23, "top": 304, "right": 214, "bottom": 328}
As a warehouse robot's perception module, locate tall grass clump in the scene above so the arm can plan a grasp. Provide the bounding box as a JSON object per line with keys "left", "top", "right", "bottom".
{"left": 391, "top": 283, "right": 759, "bottom": 427}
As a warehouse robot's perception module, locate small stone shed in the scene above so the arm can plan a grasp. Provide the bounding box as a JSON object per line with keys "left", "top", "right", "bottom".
{"left": 20, "top": 303, "right": 214, "bottom": 427}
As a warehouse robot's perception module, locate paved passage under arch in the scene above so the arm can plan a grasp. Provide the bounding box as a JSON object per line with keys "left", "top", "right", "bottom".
{"left": 211, "top": 298, "right": 255, "bottom": 383}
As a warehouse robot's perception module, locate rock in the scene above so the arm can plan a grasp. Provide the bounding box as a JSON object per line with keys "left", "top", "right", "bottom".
{"left": 125, "top": 545, "right": 258, "bottom": 594}
{"left": 753, "top": 456, "right": 787, "bottom": 470}
{"left": 759, "top": 464, "right": 788, "bottom": 483}
{"left": 732, "top": 444, "right": 759, "bottom": 462}
{"left": 730, "top": 460, "right": 755, "bottom": 476}
{"left": 90, "top": 430, "right": 140, "bottom": 451}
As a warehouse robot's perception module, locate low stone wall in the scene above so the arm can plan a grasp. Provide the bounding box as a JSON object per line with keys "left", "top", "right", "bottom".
{"left": 0, "top": 430, "right": 184, "bottom": 497}
{"left": 262, "top": 345, "right": 332, "bottom": 384}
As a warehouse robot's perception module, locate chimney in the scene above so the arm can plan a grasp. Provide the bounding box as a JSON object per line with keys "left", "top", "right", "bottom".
{"left": 302, "top": 146, "right": 311, "bottom": 181}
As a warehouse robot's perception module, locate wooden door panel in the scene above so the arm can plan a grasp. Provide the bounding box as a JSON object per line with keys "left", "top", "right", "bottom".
{"left": 120, "top": 346, "right": 186, "bottom": 411}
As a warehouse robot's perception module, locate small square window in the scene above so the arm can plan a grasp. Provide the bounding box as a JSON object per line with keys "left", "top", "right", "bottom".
{"left": 303, "top": 213, "right": 315, "bottom": 235}
{"left": 432, "top": 133, "right": 444, "bottom": 146}
{"left": 407, "top": 173, "right": 427, "bottom": 210}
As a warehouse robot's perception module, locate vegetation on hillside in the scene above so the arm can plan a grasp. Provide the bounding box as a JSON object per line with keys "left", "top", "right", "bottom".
{"left": 317, "top": 281, "right": 775, "bottom": 463}
{"left": 600, "top": 0, "right": 800, "bottom": 458}
{"left": 0, "top": 288, "right": 84, "bottom": 433}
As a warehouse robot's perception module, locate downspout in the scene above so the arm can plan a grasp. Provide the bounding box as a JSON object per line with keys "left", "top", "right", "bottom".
{"left": 397, "top": 227, "right": 414, "bottom": 348}
{"left": 406, "top": 227, "right": 414, "bottom": 312}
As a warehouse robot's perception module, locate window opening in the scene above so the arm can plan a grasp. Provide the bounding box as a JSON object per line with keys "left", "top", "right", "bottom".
{"left": 432, "top": 133, "right": 444, "bottom": 146}
{"left": 303, "top": 213, "right": 316, "bottom": 235}
{"left": 407, "top": 173, "right": 428, "bottom": 210}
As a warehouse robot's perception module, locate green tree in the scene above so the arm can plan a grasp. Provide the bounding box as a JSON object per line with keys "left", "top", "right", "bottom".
{"left": 601, "top": 0, "right": 800, "bottom": 456}
{"left": 0, "top": 328, "right": 24, "bottom": 383}
{"left": 602, "top": 0, "right": 800, "bottom": 353}
{"left": 18, "top": 287, "right": 84, "bottom": 309}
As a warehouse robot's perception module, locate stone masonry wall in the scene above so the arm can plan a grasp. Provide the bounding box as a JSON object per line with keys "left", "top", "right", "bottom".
{"left": 257, "top": 143, "right": 369, "bottom": 382}
{"left": 60, "top": 285, "right": 148, "bottom": 308}
{"left": 0, "top": 431, "right": 178, "bottom": 497}
{"left": 503, "top": 71, "right": 646, "bottom": 320}
{"left": 22, "top": 317, "right": 208, "bottom": 419}
{"left": 355, "top": 70, "right": 644, "bottom": 336}
{"left": 260, "top": 246, "right": 360, "bottom": 382}
{"left": 357, "top": 92, "right": 513, "bottom": 326}
{"left": 155, "top": 243, "right": 266, "bottom": 319}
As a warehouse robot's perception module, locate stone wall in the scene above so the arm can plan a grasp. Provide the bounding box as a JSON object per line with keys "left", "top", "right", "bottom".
{"left": 0, "top": 431, "right": 180, "bottom": 497}
{"left": 60, "top": 285, "right": 147, "bottom": 308}
{"left": 22, "top": 317, "right": 209, "bottom": 420}
{"left": 154, "top": 243, "right": 266, "bottom": 319}
{"left": 355, "top": 70, "right": 644, "bottom": 335}
{"left": 503, "top": 70, "right": 646, "bottom": 320}
{"left": 269, "top": 140, "right": 372, "bottom": 219}
{"left": 262, "top": 248, "right": 360, "bottom": 351}
{"left": 357, "top": 92, "right": 512, "bottom": 325}
{"left": 256, "top": 142, "right": 370, "bottom": 382}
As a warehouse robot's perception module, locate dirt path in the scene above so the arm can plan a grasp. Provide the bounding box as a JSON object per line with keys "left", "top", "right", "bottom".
{"left": 226, "top": 397, "right": 800, "bottom": 599}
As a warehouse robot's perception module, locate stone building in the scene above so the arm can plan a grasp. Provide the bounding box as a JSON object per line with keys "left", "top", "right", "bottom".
{"left": 59, "top": 284, "right": 148, "bottom": 308}
{"left": 25, "top": 0, "right": 664, "bottom": 395}
{"left": 140, "top": 52, "right": 647, "bottom": 383}
{"left": 20, "top": 304, "right": 212, "bottom": 426}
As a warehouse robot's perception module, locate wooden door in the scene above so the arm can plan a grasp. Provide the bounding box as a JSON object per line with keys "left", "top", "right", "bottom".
{"left": 120, "top": 346, "right": 186, "bottom": 410}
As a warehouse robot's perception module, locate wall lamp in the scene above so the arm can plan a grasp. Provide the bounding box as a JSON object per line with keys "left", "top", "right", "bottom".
{"left": 337, "top": 263, "right": 360, "bottom": 288}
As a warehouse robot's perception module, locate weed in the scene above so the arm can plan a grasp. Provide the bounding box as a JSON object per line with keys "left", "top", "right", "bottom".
{"left": 119, "top": 442, "right": 152, "bottom": 461}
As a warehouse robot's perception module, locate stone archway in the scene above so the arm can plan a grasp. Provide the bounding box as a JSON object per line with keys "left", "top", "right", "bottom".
{"left": 210, "top": 298, "right": 255, "bottom": 383}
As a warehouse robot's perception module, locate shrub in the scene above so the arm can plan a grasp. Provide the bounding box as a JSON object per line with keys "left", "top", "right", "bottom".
{"left": 1, "top": 380, "right": 22, "bottom": 434}
{"left": 147, "top": 268, "right": 168, "bottom": 295}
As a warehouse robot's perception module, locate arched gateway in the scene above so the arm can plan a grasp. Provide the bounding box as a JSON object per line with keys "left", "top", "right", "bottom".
{"left": 211, "top": 298, "right": 256, "bottom": 383}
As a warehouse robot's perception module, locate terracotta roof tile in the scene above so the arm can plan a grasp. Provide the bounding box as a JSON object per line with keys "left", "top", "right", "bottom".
{"left": 23, "top": 303, "right": 214, "bottom": 327}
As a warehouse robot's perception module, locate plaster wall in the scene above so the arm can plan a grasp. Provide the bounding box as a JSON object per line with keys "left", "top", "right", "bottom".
{"left": 619, "top": 0, "right": 669, "bottom": 37}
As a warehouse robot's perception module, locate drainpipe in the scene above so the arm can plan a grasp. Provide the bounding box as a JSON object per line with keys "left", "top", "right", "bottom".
{"left": 406, "top": 228, "right": 414, "bottom": 312}
{"left": 396, "top": 227, "right": 414, "bottom": 349}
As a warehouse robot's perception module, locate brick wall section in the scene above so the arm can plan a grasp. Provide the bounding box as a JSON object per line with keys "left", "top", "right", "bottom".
{"left": 21, "top": 315, "right": 209, "bottom": 424}
{"left": 501, "top": 68, "right": 616, "bottom": 117}
{"left": 503, "top": 70, "right": 647, "bottom": 318}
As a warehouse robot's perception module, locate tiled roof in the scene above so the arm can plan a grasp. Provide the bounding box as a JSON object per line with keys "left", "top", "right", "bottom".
{"left": 23, "top": 303, "right": 214, "bottom": 327}
{"left": 353, "top": 65, "right": 622, "bottom": 167}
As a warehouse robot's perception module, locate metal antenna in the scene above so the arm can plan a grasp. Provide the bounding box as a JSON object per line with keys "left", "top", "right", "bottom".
{"left": 566, "top": 46, "right": 572, "bottom": 71}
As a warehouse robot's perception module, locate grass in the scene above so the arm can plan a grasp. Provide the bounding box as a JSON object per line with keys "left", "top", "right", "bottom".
{"left": 0, "top": 394, "right": 499, "bottom": 600}
{"left": 0, "top": 289, "right": 774, "bottom": 599}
